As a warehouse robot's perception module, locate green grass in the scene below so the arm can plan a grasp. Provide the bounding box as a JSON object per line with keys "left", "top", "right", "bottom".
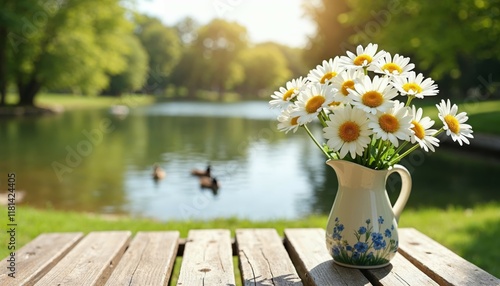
{"left": 4, "top": 92, "right": 156, "bottom": 110}
{"left": 421, "top": 99, "right": 500, "bottom": 135}
{"left": 1, "top": 204, "right": 499, "bottom": 279}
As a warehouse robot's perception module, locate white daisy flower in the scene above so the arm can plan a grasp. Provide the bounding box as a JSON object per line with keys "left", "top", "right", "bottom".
{"left": 269, "top": 77, "right": 308, "bottom": 109}
{"left": 307, "top": 56, "right": 344, "bottom": 84}
{"left": 331, "top": 69, "right": 364, "bottom": 105}
{"left": 392, "top": 72, "right": 439, "bottom": 99}
{"left": 349, "top": 75, "right": 398, "bottom": 115}
{"left": 370, "top": 53, "right": 414, "bottom": 76}
{"left": 277, "top": 105, "right": 301, "bottom": 133}
{"left": 410, "top": 106, "right": 440, "bottom": 152}
{"left": 339, "top": 43, "right": 386, "bottom": 70}
{"left": 323, "top": 104, "right": 372, "bottom": 159}
{"left": 292, "top": 82, "right": 335, "bottom": 125}
{"left": 436, "top": 99, "right": 473, "bottom": 146}
{"left": 369, "top": 100, "right": 413, "bottom": 147}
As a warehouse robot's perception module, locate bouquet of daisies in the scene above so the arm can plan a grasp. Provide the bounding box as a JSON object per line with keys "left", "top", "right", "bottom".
{"left": 269, "top": 43, "right": 473, "bottom": 170}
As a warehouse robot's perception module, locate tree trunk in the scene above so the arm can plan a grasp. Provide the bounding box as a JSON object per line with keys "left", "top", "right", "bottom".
{"left": 0, "top": 27, "right": 8, "bottom": 106}
{"left": 217, "top": 81, "right": 225, "bottom": 101}
{"left": 17, "top": 77, "right": 42, "bottom": 106}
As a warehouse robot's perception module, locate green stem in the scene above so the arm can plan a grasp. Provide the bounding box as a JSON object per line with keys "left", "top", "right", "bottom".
{"left": 363, "top": 138, "right": 372, "bottom": 165}
{"left": 405, "top": 95, "right": 415, "bottom": 107}
{"left": 317, "top": 110, "right": 329, "bottom": 128}
{"left": 385, "top": 141, "right": 409, "bottom": 163}
{"left": 303, "top": 124, "right": 332, "bottom": 160}
{"left": 387, "top": 127, "right": 445, "bottom": 165}
{"left": 434, "top": 127, "right": 445, "bottom": 137}
{"left": 371, "top": 139, "right": 385, "bottom": 168}
{"left": 387, "top": 143, "right": 420, "bottom": 166}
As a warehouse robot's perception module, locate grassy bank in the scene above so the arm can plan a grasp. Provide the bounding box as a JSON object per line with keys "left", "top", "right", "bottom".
{"left": 1, "top": 204, "right": 498, "bottom": 278}
{"left": 6, "top": 93, "right": 500, "bottom": 135}
{"left": 421, "top": 99, "right": 500, "bottom": 135}
{"left": 4, "top": 92, "right": 156, "bottom": 110}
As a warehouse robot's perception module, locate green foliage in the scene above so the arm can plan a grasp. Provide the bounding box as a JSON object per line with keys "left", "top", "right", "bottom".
{"left": 105, "top": 35, "right": 149, "bottom": 96}
{"left": 135, "top": 15, "right": 181, "bottom": 93}
{"left": 191, "top": 19, "right": 249, "bottom": 99}
{"left": 0, "top": 0, "right": 137, "bottom": 105}
{"left": 302, "top": 0, "right": 354, "bottom": 67}
{"left": 303, "top": 0, "right": 500, "bottom": 97}
{"left": 236, "top": 44, "right": 291, "bottom": 97}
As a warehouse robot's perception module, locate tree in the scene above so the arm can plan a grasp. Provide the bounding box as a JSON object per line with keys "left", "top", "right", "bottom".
{"left": 236, "top": 44, "right": 291, "bottom": 98}
{"left": 174, "top": 16, "right": 199, "bottom": 46}
{"left": 1, "top": 0, "right": 133, "bottom": 106}
{"left": 258, "top": 42, "right": 308, "bottom": 80}
{"left": 135, "top": 15, "right": 181, "bottom": 94}
{"left": 0, "top": 0, "right": 41, "bottom": 105}
{"left": 302, "top": 0, "right": 355, "bottom": 68}
{"left": 104, "top": 35, "right": 148, "bottom": 96}
{"left": 192, "top": 19, "right": 249, "bottom": 100}
{"left": 311, "top": 0, "right": 500, "bottom": 97}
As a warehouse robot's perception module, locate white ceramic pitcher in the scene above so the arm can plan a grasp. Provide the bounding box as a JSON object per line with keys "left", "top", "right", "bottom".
{"left": 325, "top": 159, "right": 412, "bottom": 268}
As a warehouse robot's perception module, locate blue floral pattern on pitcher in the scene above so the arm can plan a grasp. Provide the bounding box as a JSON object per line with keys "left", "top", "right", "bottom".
{"left": 330, "top": 216, "right": 398, "bottom": 266}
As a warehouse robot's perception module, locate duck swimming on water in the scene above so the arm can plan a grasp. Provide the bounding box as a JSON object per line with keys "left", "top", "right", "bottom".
{"left": 152, "top": 164, "right": 166, "bottom": 180}
{"left": 191, "top": 165, "right": 211, "bottom": 177}
{"left": 199, "top": 176, "right": 219, "bottom": 194}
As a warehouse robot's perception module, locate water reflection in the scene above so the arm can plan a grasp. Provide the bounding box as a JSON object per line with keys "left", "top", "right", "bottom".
{"left": 1, "top": 101, "right": 498, "bottom": 221}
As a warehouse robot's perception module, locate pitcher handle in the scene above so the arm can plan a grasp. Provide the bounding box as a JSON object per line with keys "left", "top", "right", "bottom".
{"left": 387, "top": 164, "right": 412, "bottom": 221}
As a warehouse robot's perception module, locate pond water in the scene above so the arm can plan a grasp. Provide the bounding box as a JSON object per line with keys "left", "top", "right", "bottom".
{"left": 1, "top": 101, "right": 498, "bottom": 221}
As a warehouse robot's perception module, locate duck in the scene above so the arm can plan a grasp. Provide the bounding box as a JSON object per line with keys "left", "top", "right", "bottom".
{"left": 152, "top": 164, "right": 166, "bottom": 180}
{"left": 191, "top": 165, "right": 211, "bottom": 177}
{"left": 199, "top": 176, "right": 219, "bottom": 194}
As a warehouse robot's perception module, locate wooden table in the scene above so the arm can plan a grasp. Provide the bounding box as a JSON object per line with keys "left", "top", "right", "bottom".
{"left": 1, "top": 228, "right": 498, "bottom": 285}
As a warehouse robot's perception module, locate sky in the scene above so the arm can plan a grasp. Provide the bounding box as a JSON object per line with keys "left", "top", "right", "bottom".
{"left": 135, "top": 0, "right": 316, "bottom": 48}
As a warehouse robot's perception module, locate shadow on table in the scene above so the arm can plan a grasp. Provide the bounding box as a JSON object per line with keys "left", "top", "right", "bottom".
{"left": 241, "top": 274, "right": 302, "bottom": 285}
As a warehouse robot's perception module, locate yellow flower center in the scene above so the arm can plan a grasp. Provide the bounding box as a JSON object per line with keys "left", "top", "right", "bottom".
{"left": 329, "top": 101, "right": 341, "bottom": 107}
{"left": 353, "top": 54, "right": 373, "bottom": 66}
{"left": 403, "top": 83, "right": 423, "bottom": 94}
{"left": 361, "top": 91, "right": 384, "bottom": 108}
{"left": 444, "top": 114, "right": 460, "bottom": 134}
{"left": 338, "top": 121, "right": 360, "bottom": 142}
{"left": 282, "top": 88, "right": 296, "bottom": 101}
{"left": 320, "top": 72, "right": 337, "bottom": 84}
{"left": 379, "top": 114, "right": 400, "bottom": 133}
{"left": 291, "top": 116, "right": 299, "bottom": 126}
{"left": 382, "top": 63, "right": 402, "bottom": 74}
{"left": 305, "top": 95, "right": 325, "bottom": 113}
{"left": 411, "top": 120, "right": 425, "bottom": 139}
{"left": 341, "top": 80, "right": 355, "bottom": 96}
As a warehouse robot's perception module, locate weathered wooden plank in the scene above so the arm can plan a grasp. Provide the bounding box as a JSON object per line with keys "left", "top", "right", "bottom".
{"left": 104, "top": 231, "right": 179, "bottom": 286}
{"left": 34, "top": 231, "right": 131, "bottom": 286}
{"left": 176, "top": 229, "right": 235, "bottom": 286}
{"left": 398, "top": 228, "right": 500, "bottom": 286}
{"left": 236, "top": 228, "right": 302, "bottom": 285}
{"left": 0, "top": 232, "right": 83, "bottom": 286}
{"left": 362, "top": 252, "right": 439, "bottom": 285}
{"left": 284, "top": 228, "right": 371, "bottom": 286}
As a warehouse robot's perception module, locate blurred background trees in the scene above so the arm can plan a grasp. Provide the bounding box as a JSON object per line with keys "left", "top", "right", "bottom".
{"left": 303, "top": 0, "right": 500, "bottom": 99}
{"left": 1, "top": 0, "right": 498, "bottom": 106}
